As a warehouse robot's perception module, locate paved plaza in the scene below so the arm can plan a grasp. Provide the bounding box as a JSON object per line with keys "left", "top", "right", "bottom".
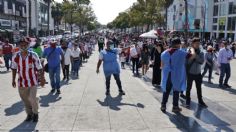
{"left": 0, "top": 50, "right": 236, "bottom": 132}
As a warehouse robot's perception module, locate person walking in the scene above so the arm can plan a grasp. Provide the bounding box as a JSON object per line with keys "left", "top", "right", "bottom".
{"left": 96, "top": 40, "right": 126, "bottom": 96}
{"left": 2, "top": 39, "right": 13, "bottom": 71}
{"left": 160, "top": 38, "right": 196, "bottom": 113}
{"left": 43, "top": 40, "right": 64, "bottom": 94}
{"left": 202, "top": 46, "right": 214, "bottom": 84}
{"left": 218, "top": 41, "right": 233, "bottom": 88}
{"left": 141, "top": 46, "right": 150, "bottom": 79}
{"left": 11, "top": 39, "right": 45, "bottom": 122}
{"left": 150, "top": 41, "right": 164, "bottom": 86}
{"left": 61, "top": 40, "right": 72, "bottom": 81}
{"left": 120, "top": 51, "right": 126, "bottom": 69}
{"left": 186, "top": 38, "right": 207, "bottom": 108}
{"left": 71, "top": 43, "right": 81, "bottom": 78}
{"left": 231, "top": 43, "right": 235, "bottom": 58}
{"left": 98, "top": 38, "right": 105, "bottom": 52}
{"left": 130, "top": 44, "right": 140, "bottom": 76}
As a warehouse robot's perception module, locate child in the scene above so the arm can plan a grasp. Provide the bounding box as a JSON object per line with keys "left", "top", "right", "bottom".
{"left": 120, "top": 51, "right": 126, "bottom": 69}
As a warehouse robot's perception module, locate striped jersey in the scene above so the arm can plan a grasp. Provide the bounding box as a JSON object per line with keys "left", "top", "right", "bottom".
{"left": 11, "top": 51, "right": 43, "bottom": 88}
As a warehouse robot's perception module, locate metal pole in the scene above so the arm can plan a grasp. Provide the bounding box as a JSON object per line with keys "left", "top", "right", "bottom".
{"left": 184, "top": 0, "right": 188, "bottom": 44}
{"left": 47, "top": 0, "right": 50, "bottom": 36}
{"left": 203, "top": 1, "right": 206, "bottom": 41}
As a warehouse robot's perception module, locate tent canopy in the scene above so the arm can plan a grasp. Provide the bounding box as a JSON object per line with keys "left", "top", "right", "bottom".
{"left": 139, "top": 29, "right": 158, "bottom": 39}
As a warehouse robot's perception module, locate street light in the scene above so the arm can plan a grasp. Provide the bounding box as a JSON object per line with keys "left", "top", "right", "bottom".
{"left": 184, "top": 0, "right": 188, "bottom": 44}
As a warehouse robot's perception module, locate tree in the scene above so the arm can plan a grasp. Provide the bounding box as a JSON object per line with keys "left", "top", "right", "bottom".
{"left": 159, "top": 0, "right": 174, "bottom": 30}
{"left": 51, "top": 3, "right": 63, "bottom": 33}
{"left": 108, "top": 0, "right": 164, "bottom": 32}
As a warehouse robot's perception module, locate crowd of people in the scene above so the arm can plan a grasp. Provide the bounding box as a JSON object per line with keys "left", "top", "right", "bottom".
{"left": 0, "top": 34, "right": 97, "bottom": 122}
{"left": 0, "top": 31, "right": 235, "bottom": 122}
{"left": 96, "top": 32, "right": 235, "bottom": 113}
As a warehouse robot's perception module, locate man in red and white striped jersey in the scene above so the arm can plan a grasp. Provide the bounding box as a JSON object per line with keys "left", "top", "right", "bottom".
{"left": 11, "top": 39, "right": 45, "bottom": 122}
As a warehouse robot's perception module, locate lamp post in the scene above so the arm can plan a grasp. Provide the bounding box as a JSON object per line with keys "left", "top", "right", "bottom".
{"left": 184, "top": 0, "right": 188, "bottom": 44}
{"left": 202, "top": 0, "right": 207, "bottom": 41}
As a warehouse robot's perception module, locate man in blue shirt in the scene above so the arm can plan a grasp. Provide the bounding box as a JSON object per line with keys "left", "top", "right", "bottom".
{"left": 43, "top": 40, "right": 64, "bottom": 94}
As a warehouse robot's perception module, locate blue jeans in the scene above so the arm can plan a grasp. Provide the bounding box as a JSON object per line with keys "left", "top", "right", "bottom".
{"left": 48, "top": 66, "right": 61, "bottom": 89}
{"left": 4, "top": 54, "right": 12, "bottom": 70}
{"left": 219, "top": 63, "right": 231, "bottom": 85}
{"left": 72, "top": 60, "right": 80, "bottom": 76}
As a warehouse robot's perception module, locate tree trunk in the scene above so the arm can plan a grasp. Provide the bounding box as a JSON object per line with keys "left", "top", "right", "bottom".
{"left": 165, "top": 7, "right": 168, "bottom": 30}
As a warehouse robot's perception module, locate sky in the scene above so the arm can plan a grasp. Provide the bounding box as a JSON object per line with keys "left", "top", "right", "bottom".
{"left": 55, "top": 0, "right": 137, "bottom": 25}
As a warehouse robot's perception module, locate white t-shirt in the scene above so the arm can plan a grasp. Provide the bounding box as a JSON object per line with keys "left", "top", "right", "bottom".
{"left": 63, "top": 48, "right": 72, "bottom": 65}
{"left": 71, "top": 48, "right": 81, "bottom": 58}
{"left": 130, "top": 47, "right": 138, "bottom": 57}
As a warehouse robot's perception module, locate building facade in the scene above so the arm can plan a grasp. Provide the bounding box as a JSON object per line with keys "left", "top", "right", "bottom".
{"left": 167, "top": 0, "right": 236, "bottom": 41}
{"left": 212, "top": 0, "right": 236, "bottom": 41}
{"left": 0, "top": 0, "right": 27, "bottom": 42}
{"left": 28, "top": 0, "right": 54, "bottom": 36}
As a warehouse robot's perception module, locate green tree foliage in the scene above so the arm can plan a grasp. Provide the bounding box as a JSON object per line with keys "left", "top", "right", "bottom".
{"left": 108, "top": 0, "right": 164, "bottom": 31}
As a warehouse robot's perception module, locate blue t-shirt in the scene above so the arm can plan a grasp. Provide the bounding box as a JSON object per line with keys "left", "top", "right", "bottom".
{"left": 43, "top": 47, "right": 63, "bottom": 68}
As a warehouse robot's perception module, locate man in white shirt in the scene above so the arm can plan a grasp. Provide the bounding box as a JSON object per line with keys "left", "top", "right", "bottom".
{"left": 71, "top": 43, "right": 81, "bottom": 78}
{"left": 61, "top": 41, "right": 72, "bottom": 81}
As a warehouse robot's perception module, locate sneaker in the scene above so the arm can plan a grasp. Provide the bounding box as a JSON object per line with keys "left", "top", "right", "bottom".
{"left": 119, "top": 91, "right": 126, "bottom": 96}
{"left": 223, "top": 84, "right": 232, "bottom": 88}
{"left": 105, "top": 91, "right": 110, "bottom": 96}
{"left": 199, "top": 101, "right": 208, "bottom": 108}
{"left": 62, "top": 77, "right": 66, "bottom": 81}
{"left": 56, "top": 89, "right": 61, "bottom": 94}
{"left": 215, "top": 72, "right": 219, "bottom": 75}
{"left": 160, "top": 105, "right": 166, "bottom": 113}
{"left": 32, "top": 114, "right": 38, "bottom": 122}
{"left": 172, "top": 106, "right": 182, "bottom": 113}
{"left": 24, "top": 114, "right": 32, "bottom": 122}
{"left": 50, "top": 89, "right": 55, "bottom": 93}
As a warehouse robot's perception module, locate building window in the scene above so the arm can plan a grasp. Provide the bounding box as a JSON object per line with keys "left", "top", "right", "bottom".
{"left": 213, "top": 18, "right": 218, "bottom": 23}
{"left": 227, "top": 17, "right": 236, "bottom": 31}
{"left": 8, "top": 0, "right": 13, "bottom": 9}
{"left": 214, "top": 0, "right": 218, "bottom": 3}
{"left": 213, "top": 5, "right": 218, "bottom": 16}
{"left": 213, "top": 25, "right": 217, "bottom": 30}
{"left": 219, "top": 3, "right": 227, "bottom": 16}
{"left": 229, "top": 2, "right": 236, "bottom": 14}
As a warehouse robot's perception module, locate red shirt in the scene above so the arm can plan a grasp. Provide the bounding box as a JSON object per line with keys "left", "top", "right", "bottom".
{"left": 2, "top": 43, "right": 13, "bottom": 54}
{"left": 11, "top": 51, "right": 43, "bottom": 88}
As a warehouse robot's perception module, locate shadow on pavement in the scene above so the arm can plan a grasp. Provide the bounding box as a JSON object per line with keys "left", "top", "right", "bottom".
{"left": 194, "top": 107, "right": 234, "bottom": 132}
{"left": 165, "top": 111, "right": 209, "bottom": 132}
{"left": 4, "top": 101, "right": 24, "bottom": 116}
{"left": 202, "top": 81, "right": 219, "bottom": 88}
{"left": 10, "top": 121, "right": 38, "bottom": 132}
{"left": 39, "top": 93, "right": 62, "bottom": 107}
{"left": 97, "top": 95, "right": 145, "bottom": 111}
{"left": 203, "top": 81, "right": 236, "bottom": 95}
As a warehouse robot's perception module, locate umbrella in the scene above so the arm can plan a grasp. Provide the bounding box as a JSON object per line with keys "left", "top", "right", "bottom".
{"left": 139, "top": 30, "right": 158, "bottom": 39}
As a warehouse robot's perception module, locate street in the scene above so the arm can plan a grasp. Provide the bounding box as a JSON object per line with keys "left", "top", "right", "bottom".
{"left": 0, "top": 49, "right": 236, "bottom": 132}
